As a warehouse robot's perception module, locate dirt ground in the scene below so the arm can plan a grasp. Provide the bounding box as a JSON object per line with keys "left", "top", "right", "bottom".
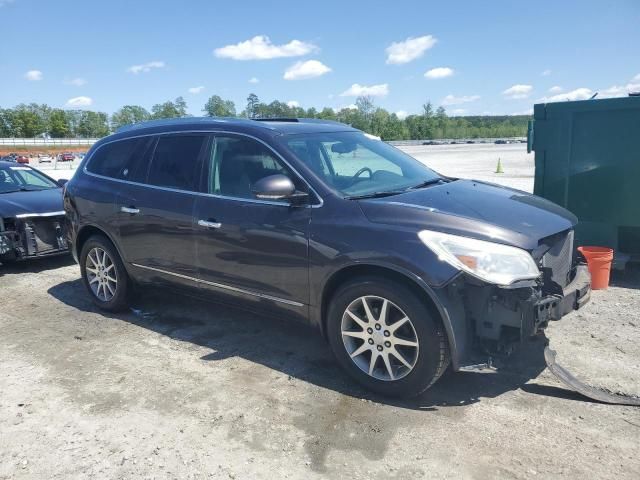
{"left": 0, "top": 147, "right": 88, "bottom": 156}
{"left": 1, "top": 256, "right": 639, "bottom": 479}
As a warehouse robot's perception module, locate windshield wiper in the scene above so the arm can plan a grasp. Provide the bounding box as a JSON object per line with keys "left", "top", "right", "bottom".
{"left": 408, "top": 178, "right": 446, "bottom": 190}
{"left": 345, "top": 190, "right": 406, "bottom": 200}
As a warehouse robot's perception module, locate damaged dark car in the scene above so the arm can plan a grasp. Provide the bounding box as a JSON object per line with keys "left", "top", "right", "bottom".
{"left": 64, "top": 118, "right": 591, "bottom": 398}
{"left": 0, "top": 161, "right": 69, "bottom": 263}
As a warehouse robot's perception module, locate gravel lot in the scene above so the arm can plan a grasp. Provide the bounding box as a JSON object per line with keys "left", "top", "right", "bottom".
{"left": 2, "top": 144, "right": 639, "bottom": 479}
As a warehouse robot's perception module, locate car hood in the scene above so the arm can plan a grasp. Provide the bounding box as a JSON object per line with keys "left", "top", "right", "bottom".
{"left": 0, "top": 188, "right": 64, "bottom": 218}
{"left": 358, "top": 179, "right": 577, "bottom": 251}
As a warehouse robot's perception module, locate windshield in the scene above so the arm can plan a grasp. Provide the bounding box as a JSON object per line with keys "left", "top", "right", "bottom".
{"left": 0, "top": 166, "right": 59, "bottom": 193}
{"left": 281, "top": 131, "right": 441, "bottom": 198}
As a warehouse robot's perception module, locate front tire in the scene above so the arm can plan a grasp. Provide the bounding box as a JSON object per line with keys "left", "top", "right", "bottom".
{"left": 79, "top": 235, "right": 130, "bottom": 312}
{"left": 327, "top": 277, "right": 450, "bottom": 398}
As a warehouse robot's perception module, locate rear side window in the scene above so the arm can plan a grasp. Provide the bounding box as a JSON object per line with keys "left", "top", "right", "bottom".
{"left": 146, "top": 135, "right": 207, "bottom": 191}
{"left": 86, "top": 138, "right": 151, "bottom": 179}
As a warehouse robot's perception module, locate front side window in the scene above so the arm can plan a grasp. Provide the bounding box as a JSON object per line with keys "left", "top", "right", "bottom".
{"left": 280, "top": 131, "right": 441, "bottom": 198}
{"left": 147, "top": 135, "right": 207, "bottom": 191}
{"left": 0, "top": 166, "right": 58, "bottom": 193}
{"left": 86, "top": 137, "right": 151, "bottom": 180}
{"left": 208, "top": 135, "right": 297, "bottom": 201}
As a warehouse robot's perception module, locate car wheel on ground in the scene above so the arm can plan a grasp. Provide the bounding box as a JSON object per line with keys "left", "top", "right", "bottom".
{"left": 327, "top": 277, "right": 450, "bottom": 398}
{"left": 79, "top": 235, "right": 130, "bottom": 312}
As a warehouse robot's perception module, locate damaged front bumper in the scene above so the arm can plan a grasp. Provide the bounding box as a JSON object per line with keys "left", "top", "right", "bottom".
{"left": 0, "top": 212, "right": 69, "bottom": 262}
{"left": 434, "top": 264, "right": 591, "bottom": 370}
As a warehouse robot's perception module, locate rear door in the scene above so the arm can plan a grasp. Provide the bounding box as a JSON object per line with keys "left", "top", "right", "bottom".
{"left": 116, "top": 133, "right": 209, "bottom": 287}
{"left": 193, "top": 133, "right": 312, "bottom": 315}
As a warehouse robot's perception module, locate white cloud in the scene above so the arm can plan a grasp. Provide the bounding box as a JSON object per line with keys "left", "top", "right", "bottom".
{"left": 598, "top": 82, "right": 640, "bottom": 98}
{"left": 544, "top": 87, "right": 593, "bottom": 102}
{"left": 512, "top": 108, "right": 533, "bottom": 115}
{"left": 340, "top": 83, "right": 389, "bottom": 97}
{"left": 0, "top": 0, "right": 15, "bottom": 7}
{"left": 286, "top": 100, "right": 300, "bottom": 108}
{"left": 385, "top": 35, "right": 437, "bottom": 64}
{"left": 541, "top": 69, "right": 552, "bottom": 76}
{"left": 395, "top": 110, "right": 408, "bottom": 120}
{"left": 634, "top": 73, "right": 640, "bottom": 82}
{"left": 24, "top": 70, "right": 43, "bottom": 81}
{"left": 248, "top": 77, "right": 259, "bottom": 84}
{"left": 127, "top": 61, "right": 165, "bottom": 74}
{"left": 503, "top": 84, "right": 533, "bottom": 99}
{"left": 65, "top": 77, "right": 87, "bottom": 86}
{"left": 425, "top": 67, "right": 454, "bottom": 79}
{"left": 214, "top": 35, "right": 317, "bottom": 60}
{"left": 283, "top": 60, "right": 331, "bottom": 80}
{"left": 452, "top": 108, "right": 467, "bottom": 115}
{"left": 441, "top": 94, "right": 480, "bottom": 106}
{"left": 549, "top": 86, "right": 563, "bottom": 93}
{"left": 66, "top": 96, "right": 93, "bottom": 107}
{"left": 188, "top": 86, "right": 205, "bottom": 94}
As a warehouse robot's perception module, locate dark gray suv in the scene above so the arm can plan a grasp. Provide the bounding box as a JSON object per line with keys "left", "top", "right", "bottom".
{"left": 64, "top": 117, "right": 591, "bottom": 397}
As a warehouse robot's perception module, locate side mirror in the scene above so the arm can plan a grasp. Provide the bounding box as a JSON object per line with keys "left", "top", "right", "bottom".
{"left": 57, "top": 178, "right": 69, "bottom": 187}
{"left": 252, "top": 174, "right": 307, "bottom": 203}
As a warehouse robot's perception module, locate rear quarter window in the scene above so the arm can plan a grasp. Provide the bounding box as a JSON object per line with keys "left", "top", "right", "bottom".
{"left": 86, "top": 137, "right": 152, "bottom": 180}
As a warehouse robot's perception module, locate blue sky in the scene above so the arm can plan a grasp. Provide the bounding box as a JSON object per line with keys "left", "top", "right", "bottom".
{"left": 1, "top": 0, "right": 639, "bottom": 117}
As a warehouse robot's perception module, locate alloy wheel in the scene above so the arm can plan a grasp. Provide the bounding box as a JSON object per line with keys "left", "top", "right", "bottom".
{"left": 85, "top": 247, "right": 118, "bottom": 302}
{"left": 341, "top": 295, "right": 419, "bottom": 381}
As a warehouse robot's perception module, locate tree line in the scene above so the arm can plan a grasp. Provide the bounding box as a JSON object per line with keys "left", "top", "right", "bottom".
{"left": 0, "top": 94, "right": 530, "bottom": 140}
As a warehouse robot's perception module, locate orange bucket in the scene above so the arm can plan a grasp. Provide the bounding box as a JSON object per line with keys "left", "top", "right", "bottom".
{"left": 577, "top": 246, "right": 614, "bottom": 290}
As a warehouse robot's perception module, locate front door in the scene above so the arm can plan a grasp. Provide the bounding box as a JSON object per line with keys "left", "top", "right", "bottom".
{"left": 193, "top": 134, "right": 311, "bottom": 316}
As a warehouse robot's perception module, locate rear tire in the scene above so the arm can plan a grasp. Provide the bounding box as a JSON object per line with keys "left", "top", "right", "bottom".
{"left": 79, "top": 234, "right": 130, "bottom": 312}
{"left": 327, "top": 277, "right": 450, "bottom": 398}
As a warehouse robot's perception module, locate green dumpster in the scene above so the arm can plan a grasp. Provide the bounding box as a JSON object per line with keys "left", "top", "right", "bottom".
{"left": 529, "top": 96, "right": 640, "bottom": 266}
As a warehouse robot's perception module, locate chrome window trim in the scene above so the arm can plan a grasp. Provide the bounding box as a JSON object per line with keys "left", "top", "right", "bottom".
{"left": 82, "top": 129, "right": 324, "bottom": 208}
{"left": 15, "top": 210, "right": 66, "bottom": 218}
{"left": 131, "top": 263, "right": 305, "bottom": 307}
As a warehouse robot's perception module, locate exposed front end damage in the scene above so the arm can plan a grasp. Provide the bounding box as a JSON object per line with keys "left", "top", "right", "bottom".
{"left": 0, "top": 212, "right": 69, "bottom": 262}
{"left": 434, "top": 229, "right": 591, "bottom": 369}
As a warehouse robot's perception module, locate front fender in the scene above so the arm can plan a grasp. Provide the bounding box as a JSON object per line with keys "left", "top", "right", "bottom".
{"left": 310, "top": 258, "right": 462, "bottom": 370}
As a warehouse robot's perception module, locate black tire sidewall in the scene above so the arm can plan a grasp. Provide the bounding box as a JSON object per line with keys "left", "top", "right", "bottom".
{"left": 327, "top": 277, "right": 446, "bottom": 398}
{"left": 79, "top": 235, "right": 129, "bottom": 312}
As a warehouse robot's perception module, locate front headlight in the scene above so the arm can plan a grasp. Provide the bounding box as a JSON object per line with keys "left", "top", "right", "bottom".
{"left": 418, "top": 230, "right": 540, "bottom": 285}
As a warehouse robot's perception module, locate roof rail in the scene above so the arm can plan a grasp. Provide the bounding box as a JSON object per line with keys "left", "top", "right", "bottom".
{"left": 253, "top": 118, "right": 299, "bottom": 122}
{"left": 253, "top": 117, "right": 348, "bottom": 126}
{"left": 115, "top": 116, "right": 252, "bottom": 133}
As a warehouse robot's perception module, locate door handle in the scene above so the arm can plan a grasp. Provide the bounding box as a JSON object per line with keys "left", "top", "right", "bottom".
{"left": 198, "top": 219, "right": 222, "bottom": 229}
{"left": 120, "top": 206, "right": 140, "bottom": 214}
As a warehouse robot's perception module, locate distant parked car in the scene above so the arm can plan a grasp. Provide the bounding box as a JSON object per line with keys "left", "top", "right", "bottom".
{"left": 16, "top": 155, "right": 29, "bottom": 164}
{"left": 59, "top": 152, "right": 75, "bottom": 162}
{"left": 39, "top": 155, "right": 53, "bottom": 163}
{"left": 494, "top": 139, "right": 507, "bottom": 144}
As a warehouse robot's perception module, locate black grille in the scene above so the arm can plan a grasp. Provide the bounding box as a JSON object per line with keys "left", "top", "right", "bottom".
{"left": 541, "top": 230, "right": 574, "bottom": 288}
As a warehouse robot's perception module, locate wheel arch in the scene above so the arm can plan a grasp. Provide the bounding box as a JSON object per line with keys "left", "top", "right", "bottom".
{"left": 76, "top": 224, "right": 125, "bottom": 265}
{"left": 319, "top": 262, "right": 458, "bottom": 363}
